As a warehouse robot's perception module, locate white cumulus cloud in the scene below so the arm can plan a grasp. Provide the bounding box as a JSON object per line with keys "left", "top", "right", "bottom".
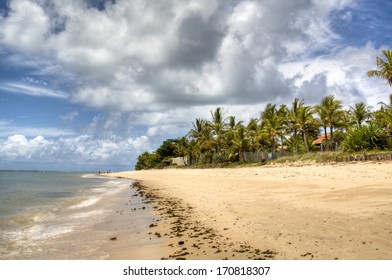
{"left": 2, "top": 0, "right": 383, "bottom": 113}
{"left": 1, "top": 0, "right": 391, "bottom": 170}
{"left": 0, "top": 134, "right": 151, "bottom": 170}
{"left": 280, "top": 43, "right": 391, "bottom": 106}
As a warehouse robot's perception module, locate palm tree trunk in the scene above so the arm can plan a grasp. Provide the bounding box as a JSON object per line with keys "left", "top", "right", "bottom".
{"left": 280, "top": 136, "right": 284, "bottom": 152}
{"left": 293, "top": 129, "right": 298, "bottom": 154}
{"left": 323, "top": 126, "right": 328, "bottom": 151}
{"left": 303, "top": 132, "right": 309, "bottom": 153}
{"left": 330, "top": 125, "right": 334, "bottom": 149}
{"left": 240, "top": 148, "right": 244, "bottom": 162}
{"left": 271, "top": 138, "right": 276, "bottom": 159}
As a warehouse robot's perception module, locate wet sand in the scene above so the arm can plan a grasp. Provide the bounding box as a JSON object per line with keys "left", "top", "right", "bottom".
{"left": 103, "top": 161, "right": 392, "bottom": 260}
{"left": 96, "top": 182, "right": 166, "bottom": 259}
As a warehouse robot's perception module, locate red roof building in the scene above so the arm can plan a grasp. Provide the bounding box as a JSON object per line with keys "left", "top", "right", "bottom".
{"left": 313, "top": 133, "right": 331, "bottom": 146}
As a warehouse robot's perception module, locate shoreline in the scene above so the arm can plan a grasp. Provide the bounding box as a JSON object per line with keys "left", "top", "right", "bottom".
{"left": 103, "top": 161, "right": 392, "bottom": 260}
{"left": 102, "top": 180, "right": 267, "bottom": 260}
{"left": 0, "top": 174, "right": 161, "bottom": 260}
{"left": 132, "top": 181, "right": 273, "bottom": 260}
{"left": 97, "top": 182, "right": 166, "bottom": 260}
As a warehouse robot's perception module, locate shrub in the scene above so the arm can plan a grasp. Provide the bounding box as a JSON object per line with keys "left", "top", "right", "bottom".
{"left": 135, "top": 152, "right": 162, "bottom": 170}
{"left": 341, "top": 124, "right": 387, "bottom": 152}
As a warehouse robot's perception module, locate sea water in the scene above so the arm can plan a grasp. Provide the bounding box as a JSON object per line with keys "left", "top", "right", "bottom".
{"left": 0, "top": 171, "right": 141, "bottom": 259}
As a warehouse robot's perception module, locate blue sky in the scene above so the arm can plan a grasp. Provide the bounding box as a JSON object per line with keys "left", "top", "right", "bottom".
{"left": 0, "top": 0, "right": 391, "bottom": 171}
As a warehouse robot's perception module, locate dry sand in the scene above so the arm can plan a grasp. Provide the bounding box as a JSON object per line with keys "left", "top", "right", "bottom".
{"left": 103, "top": 161, "right": 392, "bottom": 260}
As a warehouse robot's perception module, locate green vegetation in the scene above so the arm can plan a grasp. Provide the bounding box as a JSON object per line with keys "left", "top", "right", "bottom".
{"left": 135, "top": 139, "right": 178, "bottom": 170}
{"left": 367, "top": 49, "right": 392, "bottom": 86}
{"left": 341, "top": 124, "right": 387, "bottom": 152}
{"left": 135, "top": 50, "right": 392, "bottom": 170}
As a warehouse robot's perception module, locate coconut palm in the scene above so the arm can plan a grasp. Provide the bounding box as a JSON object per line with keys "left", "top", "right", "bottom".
{"left": 277, "top": 104, "right": 289, "bottom": 152}
{"left": 189, "top": 118, "right": 207, "bottom": 140}
{"left": 339, "top": 110, "right": 355, "bottom": 132}
{"left": 261, "top": 104, "right": 285, "bottom": 159}
{"left": 376, "top": 94, "right": 392, "bottom": 134}
{"left": 188, "top": 118, "right": 209, "bottom": 162}
{"left": 368, "top": 49, "right": 392, "bottom": 86}
{"left": 297, "top": 105, "right": 316, "bottom": 153}
{"left": 198, "top": 125, "right": 215, "bottom": 163}
{"left": 231, "top": 126, "right": 250, "bottom": 162}
{"left": 315, "top": 95, "right": 344, "bottom": 150}
{"left": 349, "top": 102, "right": 372, "bottom": 127}
{"left": 379, "top": 93, "right": 392, "bottom": 110}
{"left": 210, "top": 107, "right": 227, "bottom": 160}
{"left": 224, "top": 116, "right": 244, "bottom": 161}
{"left": 246, "top": 118, "right": 260, "bottom": 152}
{"left": 315, "top": 103, "right": 329, "bottom": 149}
{"left": 288, "top": 98, "right": 304, "bottom": 154}
{"left": 174, "top": 137, "right": 189, "bottom": 165}
{"left": 225, "top": 116, "right": 243, "bottom": 144}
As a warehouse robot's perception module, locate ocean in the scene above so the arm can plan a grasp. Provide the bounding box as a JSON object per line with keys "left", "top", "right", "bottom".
{"left": 0, "top": 171, "right": 158, "bottom": 259}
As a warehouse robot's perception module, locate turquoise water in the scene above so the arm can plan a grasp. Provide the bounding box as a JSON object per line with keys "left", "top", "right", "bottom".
{"left": 0, "top": 171, "right": 133, "bottom": 259}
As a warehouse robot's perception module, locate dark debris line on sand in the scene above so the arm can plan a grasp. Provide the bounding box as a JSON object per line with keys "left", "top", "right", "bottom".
{"left": 132, "top": 181, "right": 278, "bottom": 260}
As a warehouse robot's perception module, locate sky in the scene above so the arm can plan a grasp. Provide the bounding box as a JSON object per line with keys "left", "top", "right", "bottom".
{"left": 0, "top": 0, "right": 391, "bottom": 171}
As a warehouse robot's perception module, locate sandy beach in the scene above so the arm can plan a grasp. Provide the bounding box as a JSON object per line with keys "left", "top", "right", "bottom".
{"left": 103, "top": 161, "right": 392, "bottom": 260}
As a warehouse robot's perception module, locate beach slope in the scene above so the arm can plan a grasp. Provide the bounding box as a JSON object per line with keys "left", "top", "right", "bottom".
{"left": 106, "top": 162, "right": 392, "bottom": 260}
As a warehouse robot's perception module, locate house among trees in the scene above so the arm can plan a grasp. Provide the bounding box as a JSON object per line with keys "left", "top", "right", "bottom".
{"left": 313, "top": 133, "right": 331, "bottom": 151}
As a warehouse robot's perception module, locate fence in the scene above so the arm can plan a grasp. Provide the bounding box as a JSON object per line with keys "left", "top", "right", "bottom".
{"left": 171, "top": 152, "right": 271, "bottom": 165}
{"left": 174, "top": 151, "right": 392, "bottom": 165}
{"left": 335, "top": 152, "right": 392, "bottom": 163}
{"left": 243, "top": 152, "right": 268, "bottom": 162}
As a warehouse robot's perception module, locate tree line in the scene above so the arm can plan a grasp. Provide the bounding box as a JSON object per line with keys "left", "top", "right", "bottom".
{"left": 135, "top": 50, "right": 392, "bottom": 170}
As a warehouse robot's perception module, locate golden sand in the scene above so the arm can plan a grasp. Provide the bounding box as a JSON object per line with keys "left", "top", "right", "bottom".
{"left": 103, "top": 161, "right": 392, "bottom": 260}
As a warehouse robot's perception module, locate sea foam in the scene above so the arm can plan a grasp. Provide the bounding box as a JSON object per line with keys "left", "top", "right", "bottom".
{"left": 69, "top": 196, "right": 101, "bottom": 209}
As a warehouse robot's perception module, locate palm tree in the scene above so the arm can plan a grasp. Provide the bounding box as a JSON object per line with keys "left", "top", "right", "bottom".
{"left": 246, "top": 118, "right": 260, "bottom": 152}
{"left": 379, "top": 93, "right": 392, "bottom": 110}
{"left": 189, "top": 118, "right": 207, "bottom": 140}
{"left": 174, "top": 137, "right": 189, "bottom": 165}
{"left": 210, "top": 107, "right": 227, "bottom": 160}
{"left": 297, "top": 105, "right": 316, "bottom": 153}
{"left": 225, "top": 116, "right": 243, "bottom": 143}
{"left": 198, "top": 124, "right": 215, "bottom": 164}
{"left": 340, "top": 110, "right": 355, "bottom": 132}
{"left": 261, "top": 104, "right": 285, "bottom": 159}
{"left": 188, "top": 118, "right": 209, "bottom": 163}
{"left": 186, "top": 139, "right": 198, "bottom": 165}
{"left": 136, "top": 91, "right": 392, "bottom": 169}
{"left": 231, "top": 126, "right": 250, "bottom": 162}
{"left": 376, "top": 94, "right": 392, "bottom": 134}
{"left": 315, "top": 103, "right": 329, "bottom": 150}
{"left": 349, "top": 102, "right": 372, "bottom": 127}
{"left": 368, "top": 49, "right": 392, "bottom": 86}
{"left": 315, "top": 95, "right": 344, "bottom": 150}
{"left": 277, "top": 104, "right": 289, "bottom": 152}
{"left": 225, "top": 116, "right": 244, "bottom": 161}
{"left": 288, "top": 98, "right": 305, "bottom": 154}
